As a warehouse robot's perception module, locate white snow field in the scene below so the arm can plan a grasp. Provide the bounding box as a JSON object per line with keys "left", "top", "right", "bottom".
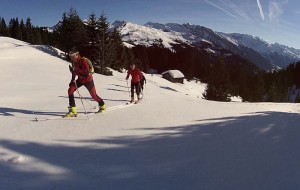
{"left": 0, "top": 37, "right": 300, "bottom": 190}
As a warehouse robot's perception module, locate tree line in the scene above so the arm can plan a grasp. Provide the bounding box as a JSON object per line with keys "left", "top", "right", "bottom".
{"left": 52, "top": 8, "right": 138, "bottom": 75}
{"left": 1, "top": 8, "right": 299, "bottom": 102}
{"left": 131, "top": 44, "right": 300, "bottom": 103}
{"left": 0, "top": 17, "right": 53, "bottom": 45}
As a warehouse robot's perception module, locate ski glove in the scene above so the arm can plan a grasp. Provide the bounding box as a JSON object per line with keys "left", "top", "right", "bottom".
{"left": 69, "top": 65, "right": 74, "bottom": 73}
{"left": 69, "top": 81, "right": 75, "bottom": 87}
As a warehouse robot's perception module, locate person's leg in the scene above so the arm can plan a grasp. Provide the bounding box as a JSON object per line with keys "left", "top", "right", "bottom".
{"left": 130, "top": 82, "right": 135, "bottom": 102}
{"left": 135, "top": 82, "right": 141, "bottom": 99}
{"left": 68, "top": 80, "right": 83, "bottom": 107}
{"left": 84, "top": 80, "right": 105, "bottom": 105}
{"left": 66, "top": 80, "right": 82, "bottom": 117}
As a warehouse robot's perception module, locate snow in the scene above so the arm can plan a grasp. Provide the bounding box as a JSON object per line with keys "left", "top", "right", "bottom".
{"left": 114, "top": 21, "right": 187, "bottom": 49}
{"left": 1, "top": 37, "right": 300, "bottom": 190}
{"left": 205, "top": 48, "right": 216, "bottom": 54}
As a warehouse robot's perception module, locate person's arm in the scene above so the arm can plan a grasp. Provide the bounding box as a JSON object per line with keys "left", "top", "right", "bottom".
{"left": 69, "top": 74, "right": 76, "bottom": 87}
{"left": 138, "top": 69, "right": 143, "bottom": 81}
{"left": 69, "top": 63, "right": 76, "bottom": 85}
{"left": 126, "top": 70, "right": 131, "bottom": 80}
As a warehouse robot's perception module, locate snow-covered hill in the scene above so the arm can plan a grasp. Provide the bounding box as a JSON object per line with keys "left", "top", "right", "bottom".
{"left": 112, "top": 21, "right": 300, "bottom": 70}
{"left": 1, "top": 37, "right": 300, "bottom": 190}
{"left": 112, "top": 21, "right": 187, "bottom": 49}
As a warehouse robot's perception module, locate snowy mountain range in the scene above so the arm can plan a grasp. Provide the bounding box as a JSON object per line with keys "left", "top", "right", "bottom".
{"left": 112, "top": 21, "right": 300, "bottom": 70}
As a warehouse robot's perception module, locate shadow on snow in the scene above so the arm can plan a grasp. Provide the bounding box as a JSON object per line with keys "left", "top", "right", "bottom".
{"left": 0, "top": 107, "right": 64, "bottom": 117}
{"left": 0, "top": 111, "right": 300, "bottom": 190}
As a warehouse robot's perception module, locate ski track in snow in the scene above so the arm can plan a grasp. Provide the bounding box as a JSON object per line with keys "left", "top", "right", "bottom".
{"left": 34, "top": 103, "right": 136, "bottom": 121}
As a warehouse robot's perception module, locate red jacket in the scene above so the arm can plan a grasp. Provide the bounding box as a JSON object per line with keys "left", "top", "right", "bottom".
{"left": 71, "top": 56, "right": 93, "bottom": 84}
{"left": 127, "top": 68, "right": 142, "bottom": 83}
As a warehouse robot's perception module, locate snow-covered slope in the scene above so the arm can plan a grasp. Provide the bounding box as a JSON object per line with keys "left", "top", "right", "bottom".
{"left": 1, "top": 37, "right": 300, "bottom": 190}
{"left": 112, "top": 21, "right": 187, "bottom": 49}
{"left": 112, "top": 21, "right": 300, "bottom": 70}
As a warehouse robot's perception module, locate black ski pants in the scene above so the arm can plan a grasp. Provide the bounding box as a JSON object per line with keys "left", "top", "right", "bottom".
{"left": 131, "top": 81, "right": 141, "bottom": 98}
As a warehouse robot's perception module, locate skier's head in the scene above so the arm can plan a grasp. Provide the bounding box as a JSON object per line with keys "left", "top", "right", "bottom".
{"left": 69, "top": 47, "right": 80, "bottom": 61}
{"left": 129, "top": 63, "right": 136, "bottom": 70}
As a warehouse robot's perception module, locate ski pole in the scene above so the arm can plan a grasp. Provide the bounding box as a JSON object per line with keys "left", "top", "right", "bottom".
{"left": 74, "top": 81, "right": 89, "bottom": 120}
{"left": 126, "top": 80, "right": 131, "bottom": 98}
{"left": 145, "top": 82, "right": 148, "bottom": 102}
{"left": 81, "top": 94, "right": 96, "bottom": 109}
{"left": 83, "top": 98, "right": 97, "bottom": 109}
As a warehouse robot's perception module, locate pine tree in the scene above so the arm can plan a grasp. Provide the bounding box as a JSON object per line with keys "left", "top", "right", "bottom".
{"left": 95, "top": 13, "right": 113, "bottom": 74}
{"left": 268, "top": 82, "right": 280, "bottom": 102}
{"left": 86, "top": 12, "right": 99, "bottom": 63}
{"left": 25, "top": 17, "right": 33, "bottom": 43}
{"left": 32, "top": 27, "right": 42, "bottom": 44}
{"left": 54, "top": 13, "right": 69, "bottom": 52}
{"left": 9, "top": 18, "right": 21, "bottom": 39}
{"left": 19, "top": 19, "right": 25, "bottom": 41}
{"left": 203, "top": 58, "right": 231, "bottom": 102}
{"left": 109, "top": 28, "right": 126, "bottom": 70}
{"left": 123, "top": 47, "right": 136, "bottom": 69}
{"left": 54, "top": 8, "right": 87, "bottom": 54}
{"left": 68, "top": 8, "right": 87, "bottom": 50}
{"left": 242, "top": 73, "right": 264, "bottom": 102}
{"left": 132, "top": 45, "right": 150, "bottom": 72}
{"left": 0, "top": 17, "right": 9, "bottom": 36}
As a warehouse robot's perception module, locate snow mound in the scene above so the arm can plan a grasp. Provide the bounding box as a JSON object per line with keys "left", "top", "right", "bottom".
{"left": 7, "top": 155, "right": 29, "bottom": 164}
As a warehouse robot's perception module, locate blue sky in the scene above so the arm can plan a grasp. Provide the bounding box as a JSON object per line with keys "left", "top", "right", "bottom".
{"left": 1, "top": 0, "right": 300, "bottom": 49}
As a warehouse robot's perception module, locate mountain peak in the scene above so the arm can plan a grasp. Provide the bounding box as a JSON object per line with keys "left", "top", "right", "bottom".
{"left": 113, "top": 21, "right": 186, "bottom": 49}
{"left": 112, "top": 21, "right": 300, "bottom": 70}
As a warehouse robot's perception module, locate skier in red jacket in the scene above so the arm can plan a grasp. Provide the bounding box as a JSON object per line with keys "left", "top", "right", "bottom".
{"left": 65, "top": 48, "right": 106, "bottom": 117}
{"left": 126, "top": 63, "right": 143, "bottom": 103}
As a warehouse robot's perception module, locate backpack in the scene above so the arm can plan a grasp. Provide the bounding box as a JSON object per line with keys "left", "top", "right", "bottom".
{"left": 82, "top": 57, "right": 94, "bottom": 75}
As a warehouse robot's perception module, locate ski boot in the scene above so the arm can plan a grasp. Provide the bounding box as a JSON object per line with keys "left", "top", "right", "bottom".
{"left": 97, "top": 104, "right": 107, "bottom": 113}
{"left": 64, "top": 106, "right": 77, "bottom": 117}
{"left": 135, "top": 95, "right": 143, "bottom": 104}
{"left": 135, "top": 98, "right": 142, "bottom": 104}
{"left": 138, "top": 94, "right": 143, "bottom": 101}
{"left": 129, "top": 97, "right": 135, "bottom": 103}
